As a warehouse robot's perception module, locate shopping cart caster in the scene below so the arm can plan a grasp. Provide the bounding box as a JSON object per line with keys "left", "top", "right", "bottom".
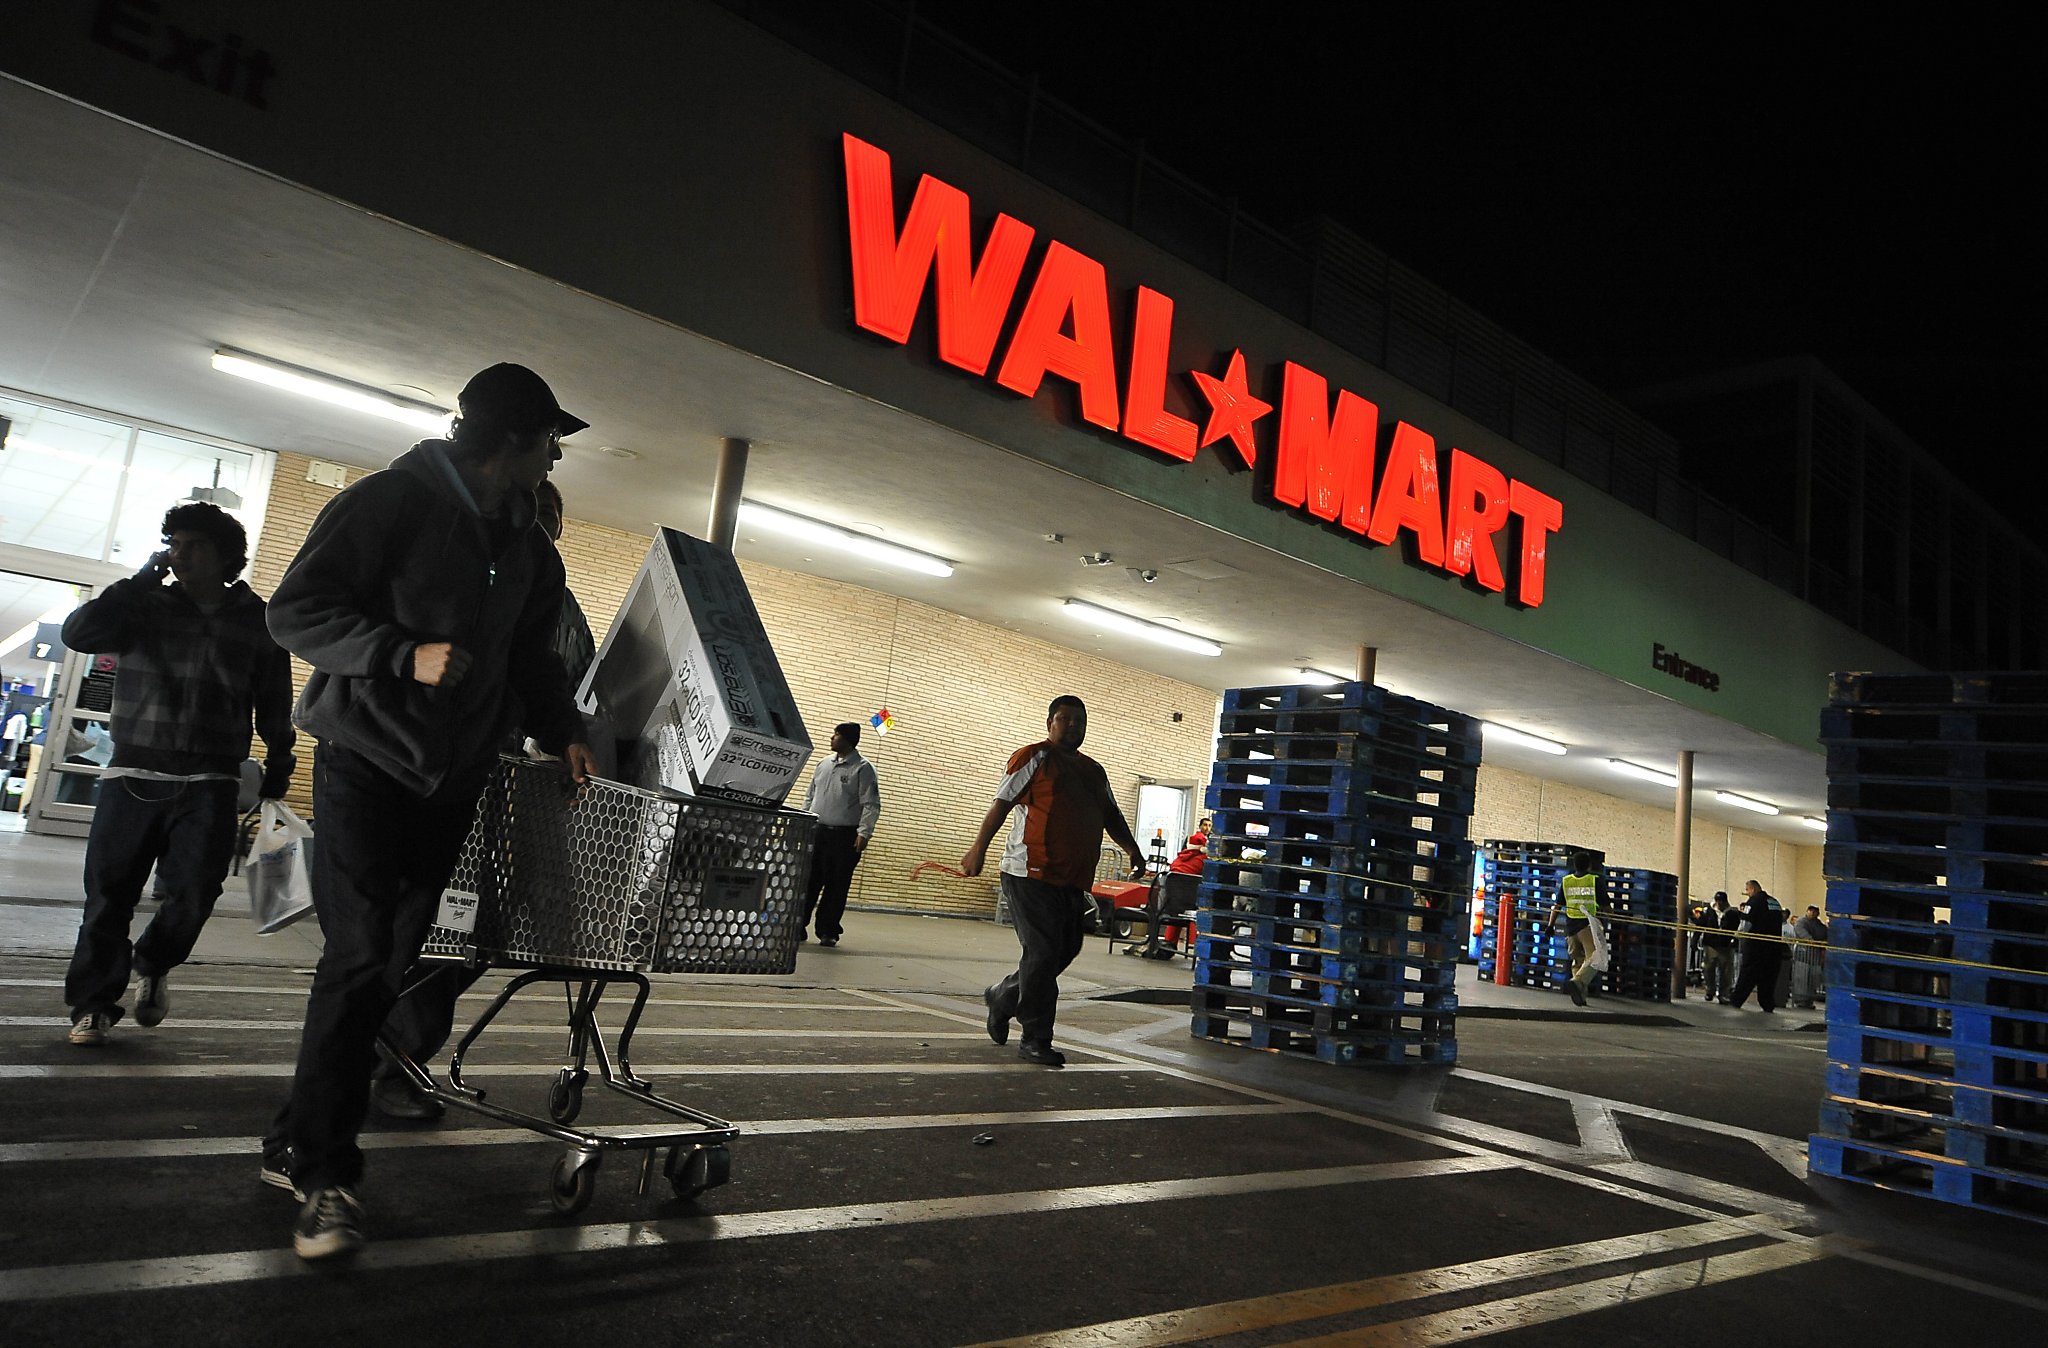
{"left": 549, "top": 1148, "right": 601, "bottom": 1215}
{"left": 666, "top": 1144, "right": 731, "bottom": 1201}
{"left": 548, "top": 1067, "right": 587, "bottom": 1125}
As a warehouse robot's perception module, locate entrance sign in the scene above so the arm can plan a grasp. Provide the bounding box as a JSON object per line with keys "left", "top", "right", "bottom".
{"left": 841, "top": 133, "right": 1563, "bottom": 607}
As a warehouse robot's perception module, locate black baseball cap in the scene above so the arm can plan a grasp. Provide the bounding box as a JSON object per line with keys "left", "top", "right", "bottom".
{"left": 457, "top": 363, "right": 588, "bottom": 437}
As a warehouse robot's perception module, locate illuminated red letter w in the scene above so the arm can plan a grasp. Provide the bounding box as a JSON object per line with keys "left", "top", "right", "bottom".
{"left": 843, "top": 133, "right": 1035, "bottom": 376}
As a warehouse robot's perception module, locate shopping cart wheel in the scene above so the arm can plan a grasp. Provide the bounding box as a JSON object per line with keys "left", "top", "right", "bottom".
{"left": 549, "top": 1149, "right": 601, "bottom": 1215}
{"left": 549, "top": 1068, "right": 586, "bottom": 1125}
{"left": 666, "top": 1144, "right": 731, "bottom": 1201}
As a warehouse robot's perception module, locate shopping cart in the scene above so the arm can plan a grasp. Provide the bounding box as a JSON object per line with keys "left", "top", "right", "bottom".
{"left": 395, "top": 756, "right": 816, "bottom": 1214}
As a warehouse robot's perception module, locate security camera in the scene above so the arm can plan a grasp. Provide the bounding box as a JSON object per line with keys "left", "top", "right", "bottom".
{"left": 1140, "top": 569, "right": 1159, "bottom": 583}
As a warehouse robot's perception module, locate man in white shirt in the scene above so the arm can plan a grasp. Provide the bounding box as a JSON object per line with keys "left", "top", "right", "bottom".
{"left": 800, "top": 722, "right": 881, "bottom": 948}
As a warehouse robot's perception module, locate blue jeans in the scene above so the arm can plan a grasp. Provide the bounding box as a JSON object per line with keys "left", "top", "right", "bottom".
{"left": 266, "top": 744, "right": 485, "bottom": 1193}
{"left": 64, "top": 775, "right": 239, "bottom": 1021}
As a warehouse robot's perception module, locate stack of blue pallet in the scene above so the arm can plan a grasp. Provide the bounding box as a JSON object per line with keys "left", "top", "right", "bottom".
{"left": 1191, "top": 682, "right": 1481, "bottom": 1065}
{"left": 1808, "top": 671, "right": 2048, "bottom": 1225}
{"left": 1602, "top": 867, "right": 1678, "bottom": 1002}
{"left": 1471, "top": 841, "right": 1599, "bottom": 993}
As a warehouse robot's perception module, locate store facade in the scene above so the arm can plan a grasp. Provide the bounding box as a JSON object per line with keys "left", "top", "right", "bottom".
{"left": 0, "top": 2, "right": 1909, "bottom": 910}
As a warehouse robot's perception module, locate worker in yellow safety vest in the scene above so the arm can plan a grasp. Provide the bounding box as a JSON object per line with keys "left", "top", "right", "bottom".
{"left": 1545, "top": 852, "right": 1604, "bottom": 1008}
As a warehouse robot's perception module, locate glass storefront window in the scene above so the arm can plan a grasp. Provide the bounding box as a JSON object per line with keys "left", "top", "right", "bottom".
{"left": 111, "top": 432, "right": 257, "bottom": 568}
{"left": 0, "top": 392, "right": 268, "bottom": 571}
{"left": 0, "top": 397, "right": 131, "bottom": 559}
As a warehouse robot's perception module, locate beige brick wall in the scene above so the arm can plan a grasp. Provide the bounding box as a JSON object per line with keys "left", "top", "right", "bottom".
{"left": 249, "top": 453, "right": 1816, "bottom": 921}
{"left": 1473, "top": 763, "right": 1818, "bottom": 908}
{"left": 248, "top": 452, "right": 1221, "bottom": 917}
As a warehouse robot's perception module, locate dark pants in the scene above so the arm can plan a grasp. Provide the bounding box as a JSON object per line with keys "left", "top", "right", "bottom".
{"left": 64, "top": 776, "right": 239, "bottom": 1020}
{"left": 266, "top": 744, "right": 485, "bottom": 1193}
{"left": 1728, "top": 947, "right": 1784, "bottom": 1011}
{"left": 801, "top": 825, "right": 862, "bottom": 940}
{"left": 992, "top": 873, "right": 1086, "bottom": 1044}
{"left": 374, "top": 962, "right": 484, "bottom": 1082}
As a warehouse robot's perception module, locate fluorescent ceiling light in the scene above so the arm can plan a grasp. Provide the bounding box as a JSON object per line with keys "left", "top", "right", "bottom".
{"left": 1715, "top": 790, "right": 1781, "bottom": 816}
{"left": 1295, "top": 667, "right": 1348, "bottom": 686}
{"left": 212, "top": 348, "right": 450, "bottom": 432}
{"left": 1063, "top": 599, "right": 1221, "bottom": 656}
{"left": 1482, "top": 721, "right": 1568, "bottom": 755}
{"left": 1800, "top": 815, "right": 1828, "bottom": 832}
{"left": 1606, "top": 758, "right": 1678, "bottom": 787}
{"left": 739, "top": 500, "right": 954, "bottom": 577}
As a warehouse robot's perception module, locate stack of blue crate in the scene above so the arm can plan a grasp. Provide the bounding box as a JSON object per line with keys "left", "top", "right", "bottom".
{"left": 1807, "top": 671, "right": 2048, "bottom": 1225}
{"left": 1602, "top": 867, "right": 1678, "bottom": 1002}
{"left": 1470, "top": 841, "right": 1588, "bottom": 992}
{"left": 1191, "top": 682, "right": 1481, "bottom": 1065}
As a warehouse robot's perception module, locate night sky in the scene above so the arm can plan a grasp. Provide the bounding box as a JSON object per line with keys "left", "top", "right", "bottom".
{"left": 907, "top": 4, "right": 2043, "bottom": 527}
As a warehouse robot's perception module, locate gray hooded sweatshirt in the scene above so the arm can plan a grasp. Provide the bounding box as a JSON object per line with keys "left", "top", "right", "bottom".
{"left": 267, "top": 440, "right": 582, "bottom": 796}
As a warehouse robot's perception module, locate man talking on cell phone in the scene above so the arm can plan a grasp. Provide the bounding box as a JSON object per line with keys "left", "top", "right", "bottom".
{"left": 258, "top": 363, "right": 597, "bottom": 1261}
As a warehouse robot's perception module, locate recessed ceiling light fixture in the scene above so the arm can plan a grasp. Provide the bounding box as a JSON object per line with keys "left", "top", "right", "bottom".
{"left": 1715, "top": 790, "right": 1781, "bottom": 816}
{"left": 1295, "top": 667, "right": 1349, "bottom": 686}
{"left": 1606, "top": 758, "right": 1679, "bottom": 787}
{"left": 212, "top": 348, "right": 449, "bottom": 432}
{"left": 738, "top": 500, "right": 953, "bottom": 577}
{"left": 1482, "top": 722, "right": 1568, "bottom": 755}
{"left": 1800, "top": 815, "right": 1828, "bottom": 832}
{"left": 1064, "top": 600, "right": 1221, "bottom": 656}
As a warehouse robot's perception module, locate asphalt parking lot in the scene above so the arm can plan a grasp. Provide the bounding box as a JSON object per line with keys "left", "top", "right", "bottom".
{"left": 3, "top": 830, "right": 2046, "bottom": 1346}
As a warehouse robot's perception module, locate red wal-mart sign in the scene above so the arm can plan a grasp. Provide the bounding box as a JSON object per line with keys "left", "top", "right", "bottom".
{"left": 840, "top": 133, "right": 1562, "bottom": 607}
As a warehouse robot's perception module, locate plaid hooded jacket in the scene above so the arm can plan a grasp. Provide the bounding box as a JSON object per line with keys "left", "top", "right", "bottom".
{"left": 60, "top": 573, "right": 297, "bottom": 787}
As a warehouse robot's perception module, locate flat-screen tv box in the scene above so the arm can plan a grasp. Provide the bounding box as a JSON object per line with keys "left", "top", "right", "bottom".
{"left": 579, "top": 527, "right": 810, "bottom": 807}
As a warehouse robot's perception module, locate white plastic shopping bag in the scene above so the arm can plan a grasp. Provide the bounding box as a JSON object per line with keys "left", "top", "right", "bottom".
{"left": 1586, "top": 915, "right": 1612, "bottom": 973}
{"left": 247, "top": 800, "right": 316, "bottom": 933}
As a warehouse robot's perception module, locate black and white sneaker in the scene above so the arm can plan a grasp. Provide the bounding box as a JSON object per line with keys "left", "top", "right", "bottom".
{"left": 293, "top": 1186, "right": 366, "bottom": 1260}
{"left": 135, "top": 974, "right": 169, "bottom": 1027}
{"left": 66, "top": 1010, "right": 113, "bottom": 1046}
{"left": 260, "top": 1146, "right": 302, "bottom": 1200}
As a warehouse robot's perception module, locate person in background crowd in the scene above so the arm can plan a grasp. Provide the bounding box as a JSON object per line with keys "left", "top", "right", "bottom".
{"left": 1545, "top": 851, "right": 1605, "bottom": 1008}
{"left": 799, "top": 721, "right": 882, "bottom": 948}
{"left": 367, "top": 474, "right": 600, "bottom": 1122}
{"left": 1700, "top": 891, "right": 1740, "bottom": 1004}
{"left": 1725, "top": 879, "right": 1788, "bottom": 1013}
{"left": 259, "top": 363, "right": 595, "bottom": 1261}
{"left": 59, "top": 502, "right": 296, "bottom": 1046}
{"left": 961, "top": 695, "right": 1145, "bottom": 1066}
{"left": 1789, "top": 903, "right": 1829, "bottom": 1010}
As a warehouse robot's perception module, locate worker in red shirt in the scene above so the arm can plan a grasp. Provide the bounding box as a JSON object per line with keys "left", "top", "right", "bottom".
{"left": 961, "top": 696, "right": 1145, "bottom": 1066}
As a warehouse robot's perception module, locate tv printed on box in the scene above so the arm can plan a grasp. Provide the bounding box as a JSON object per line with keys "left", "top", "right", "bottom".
{"left": 580, "top": 527, "right": 810, "bottom": 806}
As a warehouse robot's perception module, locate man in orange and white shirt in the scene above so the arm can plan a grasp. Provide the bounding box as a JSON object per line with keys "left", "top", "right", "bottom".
{"left": 961, "top": 695, "right": 1145, "bottom": 1067}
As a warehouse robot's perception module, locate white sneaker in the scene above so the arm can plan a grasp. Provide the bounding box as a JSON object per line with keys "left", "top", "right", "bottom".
{"left": 66, "top": 1010, "right": 112, "bottom": 1046}
{"left": 135, "top": 974, "right": 169, "bottom": 1027}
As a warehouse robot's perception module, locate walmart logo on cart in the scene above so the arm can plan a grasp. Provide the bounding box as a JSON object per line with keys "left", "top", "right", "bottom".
{"left": 841, "top": 133, "right": 1563, "bottom": 608}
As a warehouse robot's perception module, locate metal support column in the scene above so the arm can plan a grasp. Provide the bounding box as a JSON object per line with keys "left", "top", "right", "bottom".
{"left": 1355, "top": 645, "right": 1377, "bottom": 685}
{"left": 1672, "top": 749, "right": 1695, "bottom": 1000}
{"left": 707, "top": 437, "right": 749, "bottom": 552}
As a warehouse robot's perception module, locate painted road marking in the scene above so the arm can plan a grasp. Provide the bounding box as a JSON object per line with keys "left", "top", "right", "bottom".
{"left": 0, "top": 978, "right": 917, "bottom": 1013}
{"left": 1265, "top": 1237, "right": 1848, "bottom": 1347}
{"left": 0, "top": 1102, "right": 1309, "bottom": 1164}
{"left": 0, "top": 1016, "right": 988, "bottom": 1038}
{"left": 964, "top": 1216, "right": 1788, "bottom": 1347}
{"left": 0, "top": 1060, "right": 1145, "bottom": 1079}
{"left": 0, "top": 1155, "right": 1514, "bottom": 1303}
